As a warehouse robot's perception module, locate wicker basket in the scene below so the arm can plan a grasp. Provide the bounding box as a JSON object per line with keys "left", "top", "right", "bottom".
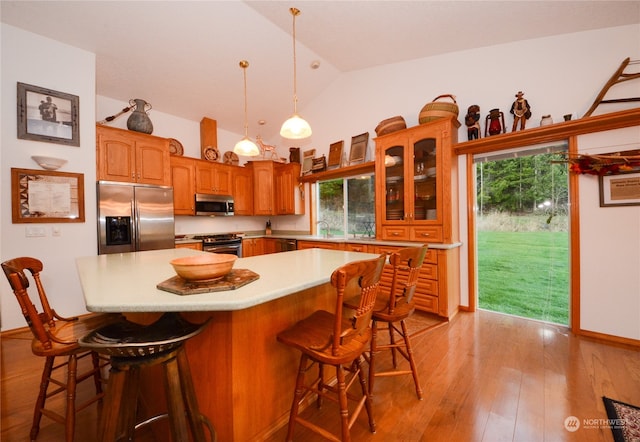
{"left": 375, "top": 116, "right": 407, "bottom": 136}
{"left": 419, "top": 94, "right": 459, "bottom": 124}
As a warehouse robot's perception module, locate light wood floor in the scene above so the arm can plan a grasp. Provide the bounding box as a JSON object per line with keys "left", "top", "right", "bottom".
{"left": 2, "top": 310, "right": 639, "bottom": 442}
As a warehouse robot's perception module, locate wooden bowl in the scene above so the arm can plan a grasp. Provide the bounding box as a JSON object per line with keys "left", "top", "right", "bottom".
{"left": 170, "top": 254, "right": 237, "bottom": 281}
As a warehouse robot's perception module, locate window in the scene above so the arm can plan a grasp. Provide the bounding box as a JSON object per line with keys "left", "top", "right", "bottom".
{"left": 316, "top": 174, "right": 376, "bottom": 238}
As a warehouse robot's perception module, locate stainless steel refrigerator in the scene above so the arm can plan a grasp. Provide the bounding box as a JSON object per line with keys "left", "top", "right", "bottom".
{"left": 97, "top": 181, "right": 175, "bottom": 255}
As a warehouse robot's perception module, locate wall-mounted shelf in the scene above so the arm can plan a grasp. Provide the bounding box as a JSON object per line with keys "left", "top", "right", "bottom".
{"left": 298, "top": 161, "right": 375, "bottom": 183}
{"left": 453, "top": 107, "right": 640, "bottom": 156}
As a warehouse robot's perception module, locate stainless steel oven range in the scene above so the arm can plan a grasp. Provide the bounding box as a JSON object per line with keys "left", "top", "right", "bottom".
{"left": 193, "top": 234, "right": 243, "bottom": 257}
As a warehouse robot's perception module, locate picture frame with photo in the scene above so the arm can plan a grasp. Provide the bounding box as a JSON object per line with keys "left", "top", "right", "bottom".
{"left": 17, "top": 82, "right": 80, "bottom": 146}
{"left": 349, "top": 132, "right": 369, "bottom": 165}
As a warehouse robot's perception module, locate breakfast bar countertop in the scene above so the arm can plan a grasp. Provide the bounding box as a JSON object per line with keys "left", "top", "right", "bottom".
{"left": 76, "top": 248, "right": 379, "bottom": 313}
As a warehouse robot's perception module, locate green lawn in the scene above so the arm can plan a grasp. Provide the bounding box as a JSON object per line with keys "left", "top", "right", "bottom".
{"left": 477, "top": 230, "right": 569, "bottom": 325}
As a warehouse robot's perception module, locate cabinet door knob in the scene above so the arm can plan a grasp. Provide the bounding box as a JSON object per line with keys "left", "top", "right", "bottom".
{"left": 392, "top": 232, "right": 399, "bottom": 236}
{"left": 421, "top": 232, "right": 431, "bottom": 237}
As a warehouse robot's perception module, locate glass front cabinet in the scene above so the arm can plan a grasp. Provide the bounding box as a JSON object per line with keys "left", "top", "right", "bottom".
{"left": 374, "top": 117, "right": 461, "bottom": 318}
{"left": 375, "top": 117, "right": 459, "bottom": 244}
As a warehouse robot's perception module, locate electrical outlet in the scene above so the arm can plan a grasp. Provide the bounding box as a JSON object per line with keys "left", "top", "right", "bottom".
{"left": 25, "top": 226, "right": 46, "bottom": 237}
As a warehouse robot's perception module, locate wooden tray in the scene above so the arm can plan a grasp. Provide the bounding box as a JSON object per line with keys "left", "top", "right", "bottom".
{"left": 157, "top": 269, "right": 259, "bottom": 295}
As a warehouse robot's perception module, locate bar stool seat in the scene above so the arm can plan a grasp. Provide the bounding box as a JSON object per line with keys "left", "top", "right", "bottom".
{"left": 79, "top": 313, "right": 215, "bottom": 442}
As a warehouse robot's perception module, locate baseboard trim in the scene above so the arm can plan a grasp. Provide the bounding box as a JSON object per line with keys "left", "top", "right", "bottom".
{"left": 578, "top": 328, "right": 640, "bottom": 349}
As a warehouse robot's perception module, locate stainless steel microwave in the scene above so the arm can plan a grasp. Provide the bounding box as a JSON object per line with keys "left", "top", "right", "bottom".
{"left": 195, "top": 194, "right": 234, "bottom": 216}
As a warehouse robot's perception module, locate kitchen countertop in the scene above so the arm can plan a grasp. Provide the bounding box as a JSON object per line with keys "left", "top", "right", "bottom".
{"left": 76, "top": 248, "right": 379, "bottom": 313}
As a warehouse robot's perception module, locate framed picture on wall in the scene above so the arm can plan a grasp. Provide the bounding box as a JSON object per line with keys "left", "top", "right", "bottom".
{"left": 11, "top": 168, "right": 85, "bottom": 223}
{"left": 599, "top": 171, "right": 640, "bottom": 207}
{"left": 17, "top": 82, "right": 80, "bottom": 146}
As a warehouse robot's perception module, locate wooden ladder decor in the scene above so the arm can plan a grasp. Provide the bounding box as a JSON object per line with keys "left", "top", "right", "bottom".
{"left": 583, "top": 57, "right": 640, "bottom": 118}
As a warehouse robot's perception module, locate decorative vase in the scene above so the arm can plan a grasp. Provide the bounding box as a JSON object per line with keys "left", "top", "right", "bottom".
{"left": 127, "top": 99, "right": 153, "bottom": 134}
{"left": 540, "top": 115, "right": 553, "bottom": 126}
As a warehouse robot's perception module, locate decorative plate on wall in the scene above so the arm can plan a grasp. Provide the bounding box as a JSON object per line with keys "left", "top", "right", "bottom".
{"left": 223, "top": 151, "right": 239, "bottom": 165}
{"left": 168, "top": 138, "right": 184, "bottom": 156}
{"left": 203, "top": 146, "right": 219, "bottom": 162}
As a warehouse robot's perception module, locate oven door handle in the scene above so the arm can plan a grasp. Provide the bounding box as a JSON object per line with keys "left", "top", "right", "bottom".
{"left": 206, "top": 245, "right": 240, "bottom": 255}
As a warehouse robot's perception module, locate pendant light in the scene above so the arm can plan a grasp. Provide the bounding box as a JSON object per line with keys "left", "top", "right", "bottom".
{"left": 280, "top": 7, "right": 312, "bottom": 140}
{"left": 234, "top": 60, "right": 260, "bottom": 156}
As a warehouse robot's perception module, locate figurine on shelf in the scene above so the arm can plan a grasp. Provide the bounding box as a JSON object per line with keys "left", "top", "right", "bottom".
{"left": 465, "top": 105, "right": 481, "bottom": 140}
{"left": 510, "top": 91, "right": 531, "bottom": 132}
{"left": 485, "top": 108, "right": 506, "bottom": 136}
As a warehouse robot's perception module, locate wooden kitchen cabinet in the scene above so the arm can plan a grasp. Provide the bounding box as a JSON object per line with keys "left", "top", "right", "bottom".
{"left": 248, "top": 160, "right": 303, "bottom": 216}
{"left": 170, "top": 156, "right": 196, "bottom": 215}
{"left": 374, "top": 118, "right": 459, "bottom": 243}
{"left": 195, "top": 159, "right": 232, "bottom": 195}
{"left": 296, "top": 240, "right": 342, "bottom": 251}
{"left": 242, "top": 238, "right": 264, "bottom": 257}
{"left": 231, "top": 166, "right": 253, "bottom": 216}
{"left": 97, "top": 125, "right": 170, "bottom": 186}
{"left": 372, "top": 244, "right": 459, "bottom": 318}
{"left": 248, "top": 161, "right": 274, "bottom": 215}
{"left": 275, "top": 162, "right": 303, "bottom": 215}
{"left": 175, "top": 241, "right": 203, "bottom": 251}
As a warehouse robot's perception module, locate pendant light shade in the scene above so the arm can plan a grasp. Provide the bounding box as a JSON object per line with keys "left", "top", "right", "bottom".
{"left": 280, "top": 7, "right": 312, "bottom": 140}
{"left": 234, "top": 60, "right": 260, "bottom": 156}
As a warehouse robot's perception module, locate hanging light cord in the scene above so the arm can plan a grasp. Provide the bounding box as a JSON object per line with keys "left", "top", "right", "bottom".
{"left": 290, "top": 7, "right": 300, "bottom": 114}
{"left": 240, "top": 60, "right": 250, "bottom": 137}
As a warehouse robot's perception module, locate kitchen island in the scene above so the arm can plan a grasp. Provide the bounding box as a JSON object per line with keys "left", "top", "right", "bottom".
{"left": 76, "top": 248, "right": 380, "bottom": 441}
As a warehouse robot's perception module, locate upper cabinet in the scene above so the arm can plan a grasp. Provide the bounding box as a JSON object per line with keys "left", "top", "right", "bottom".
{"left": 247, "top": 160, "right": 304, "bottom": 216}
{"left": 375, "top": 118, "right": 459, "bottom": 243}
{"left": 170, "top": 156, "right": 196, "bottom": 215}
{"left": 275, "top": 162, "right": 303, "bottom": 215}
{"left": 195, "top": 159, "right": 233, "bottom": 195}
{"left": 96, "top": 125, "right": 170, "bottom": 186}
{"left": 231, "top": 166, "right": 254, "bottom": 216}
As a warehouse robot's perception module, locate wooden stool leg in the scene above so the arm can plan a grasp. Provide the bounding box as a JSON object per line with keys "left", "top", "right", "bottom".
{"left": 336, "top": 365, "right": 351, "bottom": 442}
{"left": 99, "top": 364, "right": 130, "bottom": 442}
{"left": 176, "top": 347, "right": 209, "bottom": 442}
{"left": 163, "top": 355, "right": 190, "bottom": 442}
{"left": 286, "top": 354, "right": 309, "bottom": 442}
{"left": 31, "top": 356, "right": 54, "bottom": 440}
{"left": 355, "top": 356, "right": 376, "bottom": 434}
{"left": 91, "top": 351, "right": 104, "bottom": 395}
{"left": 121, "top": 366, "right": 141, "bottom": 440}
{"left": 401, "top": 320, "right": 423, "bottom": 400}
{"left": 65, "top": 354, "right": 78, "bottom": 442}
{"left": 368, "top": 319, "right": 378, "bottom": 397}
{"left": 389, "top": 324, "right": 398, "bottom": 368}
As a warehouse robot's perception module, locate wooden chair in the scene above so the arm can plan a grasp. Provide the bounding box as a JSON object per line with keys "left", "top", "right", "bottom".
{"left": 368, "top": 246, "right": 428, "bottom": 400}
{"left": 277, "top": 255, "right": 386, "bottom": 442}
{"left": 1, "top": 257, "right": 117, "bottom": 442}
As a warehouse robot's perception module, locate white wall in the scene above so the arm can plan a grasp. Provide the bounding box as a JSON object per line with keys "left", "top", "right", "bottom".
{"left": 577, "top": 127, "right": 640, "bottom": 339}
{"left": 2, "top": 22, "right": 639, "bottom": 338}
{"left": 1, "top": 24, "right": 97, "bottom": 330}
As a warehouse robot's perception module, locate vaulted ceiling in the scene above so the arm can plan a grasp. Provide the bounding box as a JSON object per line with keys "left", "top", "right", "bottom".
{"left": 2, "top": 1, "right": 638, "bottom": 138}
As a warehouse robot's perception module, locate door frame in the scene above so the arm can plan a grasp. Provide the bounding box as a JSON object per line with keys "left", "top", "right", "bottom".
{"left": 463, "top": 136, "right": 580, "bottom": 333}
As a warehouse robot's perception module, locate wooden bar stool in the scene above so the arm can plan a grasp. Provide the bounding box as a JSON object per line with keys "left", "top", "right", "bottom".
{"left": 277, "top": 255, "right": 386, "bottom": 442}
{"left": 79, "top": 313, "right": 216, "bottom": 442}
{"left": 368, "top": 246, "right": 428, "bottom": 399}
{"left": 2, "top": 257, "right": 117, "bottom": 442}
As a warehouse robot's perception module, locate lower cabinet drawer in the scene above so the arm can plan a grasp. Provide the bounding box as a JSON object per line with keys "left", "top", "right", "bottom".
{"left": 411, "top": 226, "right": 443, "bottom": 243}
{"left": 420, "top": 263, "right": 438, "bottom": 280}
{"left": 414, "top": 294, "right": 438, "bottom": 314}
{"left": 380, "top": 226, "right": 410, "bottom": 241}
